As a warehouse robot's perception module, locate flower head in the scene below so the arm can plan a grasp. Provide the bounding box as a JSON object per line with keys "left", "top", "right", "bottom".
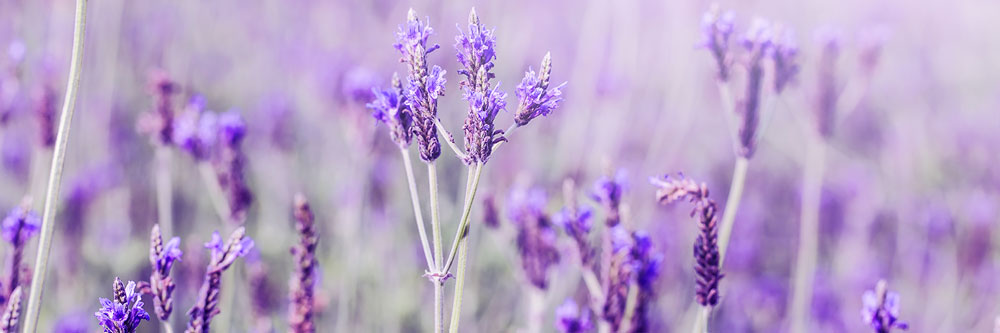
{"left": 368, "top": 74, "right": 414, "bottom": 149}
{"left": 148, "top": 224, "right": 182, "bottom": 321}
{"left": 395, "top": 9, "right": 444, "bottom": 162}
{"left": 554, "top": 204, "right": 593, "bottom": 265}
{"left": 94, "top": 278, "right": 150, "bottom": 333}
{"left": 699, "top": 5, "right": 736, "bottom": 81}
{"left": 172, "top": 96, "right": 216, "bottom": 161}
{"left": 1, "top": 205, "right": 40, "bottom": 244}
{"left": 602, "top": 227, "right": 662, "bottom": 332}
{"left": 861, "top": 280, "right": 908, "bottom": 332}
{"left": 507, "top": 187, "right": 559, "bottom": 289}
{"left": 555, "top": 299, "right": 592, "bottom": 333}
{"left": 456, "top": 10, "right": 506, "bottom": 165}
{"left": 514, "top": 52, "right": 565, "bottom": 126}
{"left": 187, "top": 228, "right": 254, "bottom": 332}
{"left": 591, "top": 170, "right": 628, "bottom": 227}
{"left": 771, "top": 25, "right": 799, "bottom": 93}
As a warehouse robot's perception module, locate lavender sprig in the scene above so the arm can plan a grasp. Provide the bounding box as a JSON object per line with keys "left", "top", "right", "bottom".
{"left": 396, "top": 9, "right": 445, "bottom": 162}
{"left": 555, "top": 299, "right": 592, "bottom": 333}
{"left": 862, "top": 280, "right": 908, "bottom": 332}
{"left": 507, "top": 187, "right": 560, "bottom": 290}
{"left": 699, "top": 6, "right": 736, "bottom": 81}
{"left": 457, "top": 9, "right": 507, "bottom": 164}
{"left": 737, "top": 18, "right": 772, "bottom": 158}
{"left": 368, "top": 73, "right": 413, "bottom": 149}
{"left": 651, "top": 174, "right": 722, "bottom": 307}
{"left": 147, "top": 224, "right": 182, "bottom": 321}
{"left": 1, "top": 203, "right": 40, "bottom": 306}
{"left": 513, "top": 52, "right": 565, "bottom": 127}
{"left": 289, "top": 194, "right": 318, "bottom": 333}
{"left": 0, "top": 286, "right": 21, "bottom": 333}
{"left": 601, "top": 228, "right": 661, "bottom": 332}
{"left": 591, "top": 170, "right": 627, "bottom": 227}
{"left": 212, "top": 111, "right": 253, "bottom": 223}
{"left": 95, "top": 278, "right": 150, "bottom": 333}
{"left": 185, "top": 227, "right": 254, "bottom": 333}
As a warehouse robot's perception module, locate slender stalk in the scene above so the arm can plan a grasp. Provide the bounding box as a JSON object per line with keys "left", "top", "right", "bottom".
{"left": 162, "top": 323, "right": 174, "bottom": 333}
{"left": 716, "top": 82, "right": 740, "bottom": 155}
{"left": 525, "top": 289, "right": 545, "bottom": 333}
{"left": 691, "top": 306, "right": 710, "bottom": 333}
{"left": 490, "top": 124, "right": 518, "bottom": 152}
{"left": 434, "top": 119, "right": 468, "bottom": 160}
{"left": 788, "top": 136, "right": 827, "bottom": 332}
{"left": 23, "top": 0, "right": 88, "bottom": 330}
{"left": 428, "top": 162, "right": 444, "bottom": 333}
{"left": 155, "top": 146, "right": 174, "bottom": 236}
{"left": 619, "top": 284, "right": 639, "bottom": 333}
{"left": 717, "top": 156, "right": 748, "bottom": 266}
{"left": 400, "top": 148, "right": 435, "bottom": 270}
{"left": 447, "top": 164, "right": 483, "bottom": 333}
{"left": 198, "top": 162, "right": 231, "bottom": 223}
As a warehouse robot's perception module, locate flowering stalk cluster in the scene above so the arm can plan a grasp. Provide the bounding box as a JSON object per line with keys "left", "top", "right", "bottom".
{"left": 650, "top": 174, "right": 722, "bottom": 307}
{"left": 185, "top": 227, "right": 254, "bottom": 333}
{"left": 95, "top": 278, "right": 151, "bottom": 333}
{"left": 289, "top": 194, "right": 318, "bottom": 333}
{"left": 145, "top": 224, "right": 182, "bottom": 321}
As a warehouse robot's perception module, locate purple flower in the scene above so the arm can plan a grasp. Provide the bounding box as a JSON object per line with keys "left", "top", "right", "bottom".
{"left": 218, "top": 110, "right": 247, "bottom": 146}
{"left": 861, "top": 280, "right": 908, "bottom": 332}
{"left": 187, "top": 228, "right": 254, "bottom": 332}
{"left": 699, "top": 6, "right": 735, "bottom": 81}
{"left": 367, "top": 73, "right": 413, "bottom": 148}
{"left": 136, "top": 70, "right": 178, "bottom": 145}
{"left": 289, "top": 194, "right": 318, "bottom": 333}
{"left": 514, "top": 52, "right": 565, "bottom": 126}
{"left": 736, "top": 19, "right": 772, "bottom": 158}
{"left": 455, "top": 9, "right": 507, "bottom": 165}
{"left": 33, "top": 84, "right": 57, "bottom": 148}
{"left": 507, "top": 187, "right": 560, "bottom": 289}
{"left": 482, "top": 194, "right": 500, "bottom": 229}
{"left": 591, "top": 170, "right": 627, "bottom": 227}
{"left": 455, "top": 8, "right": 497, "bottom": 79}
{"left": 555, "top": 299, "right": 592, "bottom": 333}
{"left": 94, "top": 278, "right": 150, "bottom": 333}
{"left": 771, "top": 25, "right": 799, "bottom": 94}
{"left": 212, "top": 110, "right": 253, "bottom": 224}
{"left": 340, "top": 66, "right": 379, "bottom": 105}
{"left": 147, "top": 224, "right": 182, "bottom": 321}
{"left": 602, "top": 227, "right": 662, "bottom": 332}
{"left": 172, "top": 96, "right": 216, "bottom": 161}
{"left": 554, "top": 204, "right": 593, "bottom": 265}
{"left": 815, "top": 28, "right": 841, "bottom": 139}
{"left": 395, "top": 9, "right": 444, "bottom": 162}
{"left": 1, "top": 206, "right": 39, "bottom": 244}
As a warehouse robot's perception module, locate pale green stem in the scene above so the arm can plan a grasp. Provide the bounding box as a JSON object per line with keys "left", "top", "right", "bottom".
{"left": 162, "top": 323, "right": 174, "bottom": 333}
{"left": 788, "top": 136, "right": 827, "bottom": 332}
{"left": 434, "top": 119, "right": 468, "bottom": 161}
{"left": 198, "top": 162, "right": 231, "bottom": 224}
{"left": 717, "top": 156, "right": 749, "bottom": 267}
{"left": 525, "top": 288, "right": 545, "bottom": 333}
{"left": 23, "top": 0, "right": 88, "bottom": 330}
{"left": 691, "top": 306, "right": 711, "bottom": 333}
{"left": 716, "top": 81, "right": 740, "bottom": 155}
{"left": 441, "top": 164, "right": 483, "bottom": 275}
{"left": 619, "top": 283, "right": 639, "bottom": 333}
{"left": 401, "top": 148, "right": 435, "bottom": 271}
{"left": 490, "top": 124, "right": 519, "bottom": 152}
{"left": 155, "top": 146, "right": 174, "bottom": 236}
{"left": 447, "top": 163, "right": 484, "bottom": 333}
{"left": 428, "top": 162, "right": 444, "bottom": 333}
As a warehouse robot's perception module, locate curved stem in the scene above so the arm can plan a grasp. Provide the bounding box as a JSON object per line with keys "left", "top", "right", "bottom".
{"left": 788, "top": 136, "right": 827, "bottom": 332}
{"left": 691, "top": 306, "right": 711, "bottom": 333}
{"left": 428, "top": 162, "right": 444, "bottom": 333}
{"left": 447, "top": 164, "right": 483, "bottom": 333}
{"left": 441, "top": 163, "right": 483, "bottom": 276}
{"left": 401, "top": 149, "right": 435, "bottom": 271}
{"left": 23, "top": 0, "right": 88, "bottom": 329}
{"left": 717, "top": 156, "right": 749, "bottom": 267}
{"left": 434, "top": 119, "right": 468, "bottom": 161}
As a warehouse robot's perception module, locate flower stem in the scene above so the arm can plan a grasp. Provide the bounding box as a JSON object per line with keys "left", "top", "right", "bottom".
{"left": 788, "top": 135, "right": 827, "bottom": 332}
{"left": 401, "top": 148, "right": 435, "bottom": 271}
{"left": 155, "top": 146, "right": 174, "bottom": 236}
{"left": 428, "top": 162, "right": 444, "bottom": 333}
{"left": 23, "top": 0, "right": 88, "bottom": 329}
{"left": 619, "top": 283, "right": 639, "bottom": 333}
{"left": 717, "top": 156, "right": 749, "bottom": 267}
{"left": 691, "top": 306, "right": 711, "bottom": 333}
{"left": 447, "top": 163, "right": 483, "bottom": 333}
{"left": 198, "top": 162, "right": 231, "bottom": 224}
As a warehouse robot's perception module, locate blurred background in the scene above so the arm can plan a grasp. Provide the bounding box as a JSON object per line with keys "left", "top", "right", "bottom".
{"left": 1, "top": 0, "right": 998, "bottom": 331}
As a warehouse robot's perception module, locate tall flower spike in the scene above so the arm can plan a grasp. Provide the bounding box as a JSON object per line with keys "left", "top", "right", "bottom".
{"left": 507, "top": 187, "right": 560, "bottom": 289}
{"left": 367, "top": 73, "right": 413, "bottom": 148}
{"left": 289, "top": 194, "right": 318, "bottom": 333}
{"left": 94, "top": 278, "right": 150, "bottom": 333}
{"left": 700, "top": 5, "right": 736, "bottom": 81}
{"left": 771, "top": 25, "right": 799, "bottom": 94}
{"left": 1, "top": 286, "right": 22, "bottom": 333}
{"left": 148, "top": 224, "right": 182, "bottom": 321}
{"left": 815, "top": 28, "right": 841, "bottom": 139}
{"left": 137, "top": 70, "right": 177, "bottom": 145}
{"left": 186, "top": 228, "right": 254, "bottom": 333}
{"left": 601, "top": 227, "right": 662, "bottom": 332}
{"left": 737, "top": 18, "right": 773, "bottom": 158}
{"left": 650, "top": 174, "right": 722, "bottom": 307}
{"left": 514, "top": 52, "right": 566, "bottom": 126}
{"left": 212, "top": 111, "right": 253, "bottom": 223}
{"left": 591, "top": 170, "right": 627, "bottom": 227}
{"left": 1, "top": 202, "right": 40, "bottom": 306}
{"left": 396, "top": 9, "right": 445, "bottom": 162}
{"left": 33, "top": 84, "right": 57, "bottom": 148}
{"left": 861, "top": 280, "right": 908, "bottom": 332}
{"left": 457, "top": 8, "right": 507, "bottom": 164}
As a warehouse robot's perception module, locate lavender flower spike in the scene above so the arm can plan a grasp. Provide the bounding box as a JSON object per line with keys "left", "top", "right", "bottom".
{"left": 507, "top": 187, "right": 560, "bottom": 289}
{"left": 555, "top": 299, "right": 592, "bottom": 333}
{"left": 289, "top": 194, "right": 318, "bottom": 333}
{"left": 1, "top": 286, "right": 22, "bottom": 332}
{"left": 602, "top": 227, "right": 662, "bottom": 332}
{"left": 737, "top": 18, "right": 773, "bottom": 158}
{"left": 457, "top": 8, "right": 507, "bottom": 164}
{"left": 95, "top": 278, "right": 150, "bottom": 333}
{"left": 651, "top": 174, "right": 722, "bottom": 307}
{"left": 396, "top": 8, "right": 445, "bottom": 162}
{"left": 771, "top": 25, "right": 799, "bottom": 94}
{"left": 862, "top": 280, "right": 908, "bottom": 332}
{"left": 147, "top": 224, "right": 182, "bottom": 321}
{"left": 699, "top": 5, "right": 735, "bottom": 81}
{"left": 1, "top": 202, "right": 41, "bottom": 306}
{"left": 514, "top": 52, "right": 566, "bottom": 127}
{"left": 186, "top": 227, "right": 254, "bottom": 333}
{"left": 213, "top": 110, "right": 253, "bottom": 223}
{"left": 367, "top": 73, "right": 413, "bottom": 149}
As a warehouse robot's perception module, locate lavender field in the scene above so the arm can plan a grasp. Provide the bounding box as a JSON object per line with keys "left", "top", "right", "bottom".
{"left": 0, "top": 0, "right": 997, "bottom": 332}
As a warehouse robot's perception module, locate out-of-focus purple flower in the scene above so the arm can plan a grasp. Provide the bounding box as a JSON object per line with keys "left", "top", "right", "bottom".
{"left": 367, "top": 73, "right": 413, "bottom": 148}
{"left": 217, "top": 110, "right": 246, "bottom": 146}
{"left": 32, "top": 84, "right": 56, "bottom": 148}
{"left": 555, "top": 299, "right": 592, "bottom": 333}
{"left": 482, "top": 194, "right": 500, "bottom": 229}
{"left": 395, "top": 9, "right": 444, "bottom": 162}
{"left": 0, "top": 40, "right": 25, "bottom": 125}
{"left": 602, "top": 227, "right": 662, "bottom": 332}
{"left": 172, "top": 96, "right": 216, "bottom": 160}
{"left": 815, "top": 28, "right": 841, "bottom": 139}
{"left": 554, "top": 204, "right": 593, "bottom": 265}
{"left": 1, "top": 134, "right": 28, "bottom": 180}
{"left": 94, "top": 278, "right": 150, "bottom": 333}
{"left": 592, "top": 170, "right": 627, "bottom": 227}
{"left": 514, "top": 52, "right": 565, "bottom": 127}
{"left": 736, "top": 18, "right": 772, "bottom": 158}
{"left": 861, "top": 280, "right": 908, "bottom": 332}
{"left": 651, "top": 174, "right": 722, "bottom": 307}
{"left": 146, "top": 224, "right": 182, "bottom": 321}
{"left": 53, "top": 311, "right": 90, "bottom": 333}
{"left": 699, "top": 6, "right": 736, "bottom": 81}
{"left": 0, "top": 286, "right": 21, "bottom": 332}
{"left": 1, "top": 206, "right": 39, "bottom": 244}
{"left": 340, "top": 66, "right": 380, "bottom": 105}
{"left": 187, "top": 228, "right": 254, "bottom": 333}
{"left": 136, "top": 70, "right": 178, "bottom": 145}
{"left": 289, "top": 194, "right": 318, "bottom": 333}
{"left": 212, "top": 110, "right": 253, "bottom": 224}
{"left": 771, "top": 25, "right": 799, "bottom": 94}
{"left": 246, "top": 250, "right": 275, "bottom": 333}
{"left": 507, "top": 187, "right": 560, "bottom": 289}
{"left": 858, "top": 26, "right": 889, "bottom": 76}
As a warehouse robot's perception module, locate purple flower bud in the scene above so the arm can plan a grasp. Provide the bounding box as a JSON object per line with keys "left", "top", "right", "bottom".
{"left": 1, "top": 206, "right": 39, "bottom": 244}
{"left": 602, "top": 226, "right": 662, "bottom": 332}
{"left": 94, "top": 278, "right": 151, "bottom": 333}
{"left": 771, "top": 25, "right": 799, "bottom": 94}
{"left": 554, "top": 204, "right": 593, "bottom": 265}
{"left": 555, "top": 299, "right": 592, "bottom": 333}
{"left": 861, "top": 280, "right": 908, "bottom": 332}
{"left": 514, "top": 52, "right": 565, "bottom": 126}
{"left": 148, "top": 224, "right": 182, "bottom": 321}
{"left": 699, "top": 6, "right": 736, "bottom": 81}
{"left": 591, "top": 170, "right": 627, "bottom": 227}
{"left": 367, "top": 73, "right": 413, "bottom": 148}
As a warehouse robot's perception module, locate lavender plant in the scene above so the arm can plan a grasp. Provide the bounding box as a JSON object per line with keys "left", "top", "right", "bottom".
{"left": 185, "top": 227, "right": 254, "bottom": 333}
{"left": 0, "top": 286, "right": 20, "bottom": 333}
{"left": 368, "top": 8, "right": 564, "bottom": 332}
{"left": 142, "top": 224, "right": 182, "bottom": 324}
{"left": 289, "top": 194, "right": 318, "bottom": 333}
{"left": 94, "top": 278, "right": 151, "bottom": 333}
{"left": 861, "top": 280, "right": 908, "bottom": 332}
{"left": 1, "top": 202, "right": 40, "bottom": 306}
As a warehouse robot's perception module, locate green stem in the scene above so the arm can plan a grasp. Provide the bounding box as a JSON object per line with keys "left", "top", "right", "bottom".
{"left": 788, "top": 136, "right": 827, "bottom": 332}
{"left": 23, "top": 0, "right": 88, "bottom": 330}
{"left": 619, "top": 283, "right": 639, "bottom": 333}
{"left": 441, "top": 164, "right": 483, "bottom": 275}
{"left": 428, "top": 162, "right": 444, "bottom": 333}
{"left": 155, "top": 146, "right": 173, "bottom": 236}
{"left": 446, "top": 163, "right": 483, "bottom": 333}
{"left": 401, "top": 149, "right": 435, "bottom": 271}
{"left": 198, "top": 162, "right": 231, "bottom": 224}
{"left": 717, "top": 156, "right": 749, "bottom": 267}
{"left": 691, "top": 306, "right": 711, "bottom": 333}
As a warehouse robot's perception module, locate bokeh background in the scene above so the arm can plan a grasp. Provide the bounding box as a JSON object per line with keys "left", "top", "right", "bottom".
{"left": 1, "top": 0, "right": 999, "bottom": 331}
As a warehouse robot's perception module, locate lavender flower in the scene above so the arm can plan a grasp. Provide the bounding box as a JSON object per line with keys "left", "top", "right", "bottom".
{"left": 172, "top": 96, "right": 216, "bottom": 161}
{"left": 815, "top": 28, "right": 841, "bottom": 138}
{"left": 1, "top": 204, "right": 39, "bottom": 305}
{"left": 554, "top": 204, "right": 593, "bottom": 265}
{"left": 861, "top": 280, "right": 908, "bottom": 332}
{"left": 555, "top": 299, "right": 592, "bottom": 333}
{"left": 186, "top": 227, "right": 254, "bottom": 333}
{"left": 591, "top": 170, "right": 627, "bottom": 227}
{"left": 1, "top": 286, "right": 21, "bottom": 333}
{"left": 95, "top": 278, "right": 150, "bottom": 333}
{"left": 147, "top": 224, "right": 182, "bottom": 321}
{"left": 482, "top": 194, "right": 500, "bottom": 229}
{"left": 137, "top": 70, "right": 178, "bottom": 145}
{"left": 289, "top": 194, "right": 318, "bottom": 333}
{"left": 737, "top": 18, "right": 772, "bottom": 158}
{"left": 33, "top": 84, "right": 56, "bottom": 148}
{"left": 514, "top": 52, "right": 565, "bottom": 126}
{"left": 247, "top": 251, "right": 275, "bottom": 333}
{"left": 213, "top": 110, "right": 253, "bottom": 223}
{"left": 367, "top": 73, "right": 413, "bottom": 148}
{"left": 700, "top": 6, "right": 736, "bottom": 81}
{"left": 395, "top": 9, "right": 445, "bottom": 162}
{"left": 771, "top": 25, "right": 799, "bottom": 94}
{"left": 507, "top": 187, "right": 560, "bottom": 289}
{"left": 601, "top": 227, "right": 662, "bottom": 332}
{"left": 651, "top": 174, "right": 722, "bottom": 307}
{"left": 457, "top": 9, "right": 507, "bottom": 164}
